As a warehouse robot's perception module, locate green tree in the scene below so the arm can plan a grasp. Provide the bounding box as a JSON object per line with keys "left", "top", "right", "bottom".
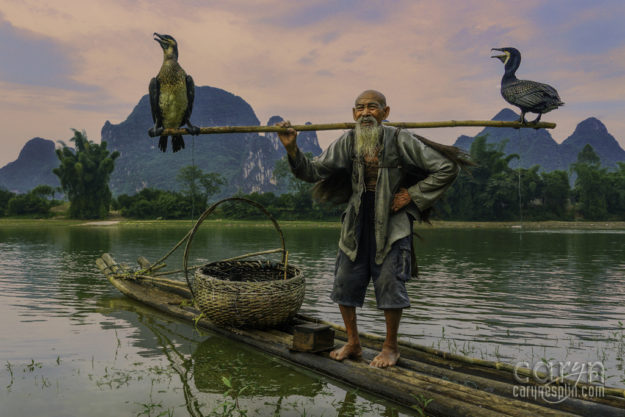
{"left": 540, "top": 170, "right": 570, "bottom": 219}
{"left": 31, "top": 185, "right": 56, "bottom": 200}
{"left": 576, "top": 143, "right": 601, "bottom": 165}
{"left": 53, "top": 129, "right": 120, "bottom": 219}
{"left": 0, "top": 188, "right": 15, "bottom": 216}
{"left": 439, "top": 136, "right": 576, "bottom": 221}
{"left": 6, "top": 186, "right": 55, "bottom": 217}
{"left": 176, "top": 165, "right": 225, "bottom": 214}
{"left": 519, "top": 166, "right": 545, "bottom": 220}
{"left": 571, "top": 144, "right": 607, "bottom": 220}
{"left": 115, "top": 188, "right": 193, "bottom": 219}
{"left": 484, "top": 171, "right": 518, "bottom": 220}
{"left": 605, "top": 163, "right": 625, "bottom": 220}
{"left": 440, "top": 136, "right": 519, "bottom": 220}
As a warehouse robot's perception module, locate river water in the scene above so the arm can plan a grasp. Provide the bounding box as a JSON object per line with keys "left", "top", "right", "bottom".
{"left": 1, "top": 221, "right": 624, "bottom": 416}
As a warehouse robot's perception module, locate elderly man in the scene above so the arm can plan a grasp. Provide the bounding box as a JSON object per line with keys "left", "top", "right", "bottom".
{"left": 277, "top": 90, "right": 461, "bottom": 368}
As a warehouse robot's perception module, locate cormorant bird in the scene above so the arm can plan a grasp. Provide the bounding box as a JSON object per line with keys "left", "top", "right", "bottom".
{"left": 491, "top": 47, "right": 564, "bottom": 124}
{"left": 149, "top": 33, "right": 200, "bottom": 152}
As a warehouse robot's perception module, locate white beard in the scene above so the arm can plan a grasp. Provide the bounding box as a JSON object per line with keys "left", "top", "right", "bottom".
{"left": 355, "top": 117, "right": 381, "bottom": 159}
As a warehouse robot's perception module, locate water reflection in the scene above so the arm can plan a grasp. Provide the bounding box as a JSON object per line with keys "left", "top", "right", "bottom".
{"left": 193, "top": 336, "right": 324, "bottom": 397}
{"left": 2, "top": 222, "right": 625, "bottom": 416}
{"left": 95, "top": 294, "right": 408, "bottom": 416}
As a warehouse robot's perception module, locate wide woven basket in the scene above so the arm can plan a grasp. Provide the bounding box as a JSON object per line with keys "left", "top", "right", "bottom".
{"left": 183, "top": 197, "right": 305, "bottom": 328}
{"left": 194, "top": 260, "right": 304, "bottom": 328}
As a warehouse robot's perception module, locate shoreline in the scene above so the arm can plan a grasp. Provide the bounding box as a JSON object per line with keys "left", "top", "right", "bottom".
{"left": 424, "top": 220, "right": 625, "bottom": 229}
{"left": 1, "top": 218, "right": 625, "bottom": 230}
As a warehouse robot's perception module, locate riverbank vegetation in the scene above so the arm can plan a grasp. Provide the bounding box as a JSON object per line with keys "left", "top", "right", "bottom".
{"left": 0, "top": 185, "right": 59, "bottom": 218}
{"left": 216, "top": 138, "right": 625, "bottom": 222}
{"left": 438, "top": 138, "right": 625, "bottom": 221}
{"left": 53, "top": 130, "right": 119, "bottom": 219}
{"left": 1, "top": 135, "right": 624, "bottom": 222}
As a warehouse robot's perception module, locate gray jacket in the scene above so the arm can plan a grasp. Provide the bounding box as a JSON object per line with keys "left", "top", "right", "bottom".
{"left": 289, "top": 125, "right": 459, "bottom": 264}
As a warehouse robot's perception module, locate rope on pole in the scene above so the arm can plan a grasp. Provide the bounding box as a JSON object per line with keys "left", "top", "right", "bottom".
{"left": 158, "top": 120, "right": 556, "bottom": 136}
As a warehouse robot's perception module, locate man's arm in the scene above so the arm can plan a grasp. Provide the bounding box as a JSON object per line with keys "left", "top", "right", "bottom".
{"left": 396, "top": 133, "right": 460, "bottom": 212}
{"left": 276, "top": 120, "right": 352, "bottom": 183}
{"left": 276, "top": 121, "right": 298, "bottom": 159}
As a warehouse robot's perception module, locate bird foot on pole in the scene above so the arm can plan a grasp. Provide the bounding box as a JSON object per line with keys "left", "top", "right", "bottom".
{"left": 529, "top": 114, "right": 542, "bottom": 129}
{"left": 186, "top": 123, "right": 200, "bottom": 136}
{"left": 148, "top": 126, "right": 164, "bottom": 137}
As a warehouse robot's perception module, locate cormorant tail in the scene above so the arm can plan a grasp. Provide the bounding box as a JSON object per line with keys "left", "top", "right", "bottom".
{"left": 159, "top": 136, "right": 168, "bottom": 152}
{"left": 172, "top": 135, "right": 185, "bottom": 153}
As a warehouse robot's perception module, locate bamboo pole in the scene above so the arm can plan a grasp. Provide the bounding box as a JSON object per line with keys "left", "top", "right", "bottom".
{"left": 148, "top": 228, "right": 193, "bottom": 272}
{"left": 160, "top": 120, "right": 556, "bottom": 136}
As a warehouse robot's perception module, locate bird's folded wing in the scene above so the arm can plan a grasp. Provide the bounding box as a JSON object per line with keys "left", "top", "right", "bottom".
{"left": 506, "top": 80, "right": 559, "bottom": 108}
{"left": 149, "top": 77, "right": 161, "bottom": 123}
{"left": 185, "top": 75, "right": 195, "bottom": 121}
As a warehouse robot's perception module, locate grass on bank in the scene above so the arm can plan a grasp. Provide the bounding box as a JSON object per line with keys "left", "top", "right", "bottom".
{"left": 2, "top": 200, "right": 625, "bottom": 229}
{"left": 2, "top": 215, "right": 625, "bottom": 230}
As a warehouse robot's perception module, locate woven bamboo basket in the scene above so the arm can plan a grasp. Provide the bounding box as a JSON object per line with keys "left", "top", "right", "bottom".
{"left": 183, "top": 197, "right": 305, "bottom": 328}
{"left": 194, "top": 260, "right": 304, "bottom": 327}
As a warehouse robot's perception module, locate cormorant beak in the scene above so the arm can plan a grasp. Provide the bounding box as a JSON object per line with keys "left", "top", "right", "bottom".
{"left": 490, "top": 48, "right": 508, "bottom": 64}
{"left": 153, "top": 32, "right": 168, "bottom": 49}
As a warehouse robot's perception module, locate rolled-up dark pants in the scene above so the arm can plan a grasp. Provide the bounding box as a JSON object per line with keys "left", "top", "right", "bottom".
{"left": 331, "top": 191, "right": 412, "bottom": 309}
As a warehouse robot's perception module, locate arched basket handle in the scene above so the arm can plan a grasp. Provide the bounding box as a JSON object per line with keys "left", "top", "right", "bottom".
{"left": 182, "top": 197, "right": 286, "bottom": 299}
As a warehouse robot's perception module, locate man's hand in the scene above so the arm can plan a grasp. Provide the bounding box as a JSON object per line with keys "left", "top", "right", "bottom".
{"left": 276, "top": 120, "right": 298, "bottom": 158}
{"left": 391, "top": 188, "right": 412, "bottom": 212}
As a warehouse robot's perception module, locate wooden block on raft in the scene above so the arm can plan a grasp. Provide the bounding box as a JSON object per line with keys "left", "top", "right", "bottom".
{"left": 291, "top": 323, "right": 335, "bottom": 353}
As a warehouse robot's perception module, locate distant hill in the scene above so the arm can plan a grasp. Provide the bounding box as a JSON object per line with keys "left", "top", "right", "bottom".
{"left": 559, "top": 117, "right": 625, "bottom": 168}
{"left": 101, "top": 86, "right": 321, "bottom": 196}
{"left": 4, "top": 100, "right": 624, "bottom": 195}
{"left": 453, "top": 108, "right": 625, "bottom": 171}
{"left": 0, "top": 137, "right": 60, "bottom": 193}
{"left": 0, "top": 86, "right": 322, "bottom": 195}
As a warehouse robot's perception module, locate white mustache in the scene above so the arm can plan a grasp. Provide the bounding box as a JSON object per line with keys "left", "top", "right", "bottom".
{"left": 358, "top": 116, "right": 376, "bottom": 124}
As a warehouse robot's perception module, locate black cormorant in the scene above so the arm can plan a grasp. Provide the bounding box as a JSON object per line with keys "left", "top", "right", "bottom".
{"left": 149, "top": 33, "right": 200, "bottom": 152}
{"left": 491, "top": 47, "right": 564, "bottom": 124}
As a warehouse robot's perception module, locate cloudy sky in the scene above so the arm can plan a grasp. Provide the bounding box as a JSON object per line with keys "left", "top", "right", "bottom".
{"left": 1, "top": 0, "right": 624, "bottom": 168}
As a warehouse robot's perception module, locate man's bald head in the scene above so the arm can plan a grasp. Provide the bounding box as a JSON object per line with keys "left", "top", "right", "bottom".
{"left": 355, "top": 90, "right": 387, "bottom": 108}
{"left": 353, "top": 89, "right": 390, "bottom": 126}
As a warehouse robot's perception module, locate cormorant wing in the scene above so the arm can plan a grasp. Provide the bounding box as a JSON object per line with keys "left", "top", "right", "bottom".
{"left": 149, "top": 77, "right": 161, "bottom": 124}
{"left": 508, "top": 79, "right": 561, "bottom": 110}
{"left": 184, "top": 75, "right": 195, "bottom": 123}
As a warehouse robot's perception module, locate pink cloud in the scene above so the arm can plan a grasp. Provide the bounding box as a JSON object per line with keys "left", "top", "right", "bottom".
{"left": 1, "top": 1, "right": 624, "bottom": 167}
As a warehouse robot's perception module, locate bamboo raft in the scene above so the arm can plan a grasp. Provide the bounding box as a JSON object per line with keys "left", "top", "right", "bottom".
{"left": 96, "top": 253, "right": 625, "bottom": 417}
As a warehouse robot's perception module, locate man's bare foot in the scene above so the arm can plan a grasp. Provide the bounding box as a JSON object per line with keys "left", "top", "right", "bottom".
{"left": 329, "top": 343, "right": 362, "bottom": 361}
{"left": 370, "top": 345, "right": 400, "bottom": 368}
